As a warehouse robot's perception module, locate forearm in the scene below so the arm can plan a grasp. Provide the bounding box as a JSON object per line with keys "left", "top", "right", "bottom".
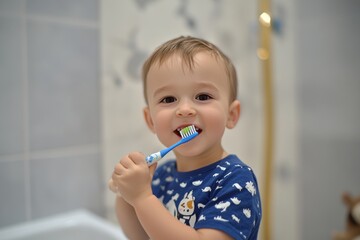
{"left": 115, "top": 196, "right": 149, "bottom": 240}
{"left": 133, "top": 195, "right": 202, "bottom": 240}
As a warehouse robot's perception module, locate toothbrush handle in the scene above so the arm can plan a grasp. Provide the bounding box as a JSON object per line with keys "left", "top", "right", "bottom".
{"left": 145, "top": 152, "right": 162, "bottom": 165}
{"left": 145, "top": 133, "right": 198, "bottom": 165}
{"left": 145, "top": 148, "right": 171, "bottom": 165}
{"left": 145, "top": 140, "right": 184, "bottom": 165}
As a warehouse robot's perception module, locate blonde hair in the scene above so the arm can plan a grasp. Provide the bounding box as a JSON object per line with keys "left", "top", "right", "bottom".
{"left": 142, "top": 36, "right": 238, "bottom": 103}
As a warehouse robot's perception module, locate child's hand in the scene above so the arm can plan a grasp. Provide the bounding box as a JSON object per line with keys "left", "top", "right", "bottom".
{"left": 108, "top": 152, "right": 157, "bottom": 206}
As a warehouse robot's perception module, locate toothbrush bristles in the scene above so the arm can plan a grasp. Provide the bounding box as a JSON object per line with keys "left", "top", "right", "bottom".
{"left": 180, "top": 125, "right": 197, "bottom": 138}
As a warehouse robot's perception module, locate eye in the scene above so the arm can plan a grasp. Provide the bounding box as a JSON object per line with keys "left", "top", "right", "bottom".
{"left": 196, "top": 93, "right": 212, "bottom": 101}
{"left": 160, "top": 96, "right": 177, "bottom": 104}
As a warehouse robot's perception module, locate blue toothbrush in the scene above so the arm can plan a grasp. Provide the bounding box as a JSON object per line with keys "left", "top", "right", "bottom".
{"left": 146, "top": 125, "right": 199, "bottom": 165}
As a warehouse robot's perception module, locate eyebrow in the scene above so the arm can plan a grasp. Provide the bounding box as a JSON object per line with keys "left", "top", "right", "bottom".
{"left": 152, "top": 85, "right": 175, "bottom": 99}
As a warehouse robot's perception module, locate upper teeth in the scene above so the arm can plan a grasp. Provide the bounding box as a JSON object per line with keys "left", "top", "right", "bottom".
{"left": 177, "top": 126, "right": 200, "bottom": 132}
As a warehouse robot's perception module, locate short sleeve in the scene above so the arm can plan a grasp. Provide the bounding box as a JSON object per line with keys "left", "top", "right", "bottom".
{"left": 194, "top": 167, "right": 261, "bottom": 239}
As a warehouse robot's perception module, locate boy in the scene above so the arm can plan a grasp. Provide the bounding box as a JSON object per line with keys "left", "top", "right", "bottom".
{"left": 109, "top": 36, "right": 262, "bottom": 240}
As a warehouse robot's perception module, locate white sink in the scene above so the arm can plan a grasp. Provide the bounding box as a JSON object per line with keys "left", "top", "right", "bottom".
{"left": 0, "top": 210, "right": 127, "bottom": 240}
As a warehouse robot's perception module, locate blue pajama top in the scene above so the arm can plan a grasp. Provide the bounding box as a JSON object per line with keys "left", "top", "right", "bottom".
{"left": 151, "top": 154, "right": 262, "bottom": 239}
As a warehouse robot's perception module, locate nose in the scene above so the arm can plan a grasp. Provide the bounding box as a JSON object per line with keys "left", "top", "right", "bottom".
{"left": 176, "top": 99, "right": 196, "bottom": 117}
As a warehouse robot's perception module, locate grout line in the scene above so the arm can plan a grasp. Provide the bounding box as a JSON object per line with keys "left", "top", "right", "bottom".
{"left": 0, "top": 144, "right": 101, "bottom": 162}
{"left": 21, "top": 1, "right": 32, "bottom": 221}
{"left": 99, "top": 0, "right": 108, "bottom": 218}
{"left": 0, "top": 154, "right": 26, "bottom": 162}
{"left": 0, "top": 13, "right": 23, "bottom": 18}
{"left": 26, "top": 14, "right": 99, "bottom": 29}
{"left": 0, "top": 13, "right": 99, "bottom": 29}
{"left": 29, "top": 144, "right": 101, "bottom": 160}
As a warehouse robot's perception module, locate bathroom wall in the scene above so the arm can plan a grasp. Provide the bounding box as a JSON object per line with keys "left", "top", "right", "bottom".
{"left": 0, "top": 0, "right": 104, "bottom": 227}
{"left": 295, "top": 0, "right": 360, "bottom": 239}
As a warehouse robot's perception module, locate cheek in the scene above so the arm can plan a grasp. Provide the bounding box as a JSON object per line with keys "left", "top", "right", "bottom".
{"left": 202, "top": 105, "right": 228, "bottom": 128}
{"left": 207, "top": 116, "right": 226, "bottom": 138}
{"left": 151, "top": 109, "right": 173, "bottom": 134}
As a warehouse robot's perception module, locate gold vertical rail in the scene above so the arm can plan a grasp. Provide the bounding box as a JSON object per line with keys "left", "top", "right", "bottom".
{"left": 258, "top": 0, "right": 274, "bottom": 239}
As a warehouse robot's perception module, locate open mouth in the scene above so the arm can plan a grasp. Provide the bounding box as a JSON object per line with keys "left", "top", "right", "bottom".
{"left": 174, "top": 125, "right": 202, "bottom": 138}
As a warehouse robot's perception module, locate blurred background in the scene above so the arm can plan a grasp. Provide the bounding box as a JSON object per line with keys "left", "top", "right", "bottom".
{"left": 0, "top": 0, "right": 359, "bottom": 239}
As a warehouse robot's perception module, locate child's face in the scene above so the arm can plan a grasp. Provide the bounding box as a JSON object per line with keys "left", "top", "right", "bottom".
{"left": 143, "top": 52, "right": 240, "bottom": 160}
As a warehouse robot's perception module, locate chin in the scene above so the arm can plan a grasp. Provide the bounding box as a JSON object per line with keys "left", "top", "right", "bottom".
{"left": 174, "top": 147, "right": 203, "bottom": 158}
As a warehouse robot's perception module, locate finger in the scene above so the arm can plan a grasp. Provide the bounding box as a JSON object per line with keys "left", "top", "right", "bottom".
{"left": 114, "top": 162, "right": 125, "bottom": 175}
{"left": 149, "top": 162, "right": 158, "bottom": 178}
{"left": 108, "top": 178, "right": 118, "bottom": 193}
{"left": 120, "top": 155, "right": 137, "bottom": 169}
{"left": 108, "top": 178, "right": 122, "bottom": 197}
{"left": 128, "top": 152, "right": 146, "bottom": 165}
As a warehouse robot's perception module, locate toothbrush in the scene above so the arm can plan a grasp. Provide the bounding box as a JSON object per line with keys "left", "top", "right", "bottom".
{"left": 146, "top": 125, "right": 199, "bottom": 165}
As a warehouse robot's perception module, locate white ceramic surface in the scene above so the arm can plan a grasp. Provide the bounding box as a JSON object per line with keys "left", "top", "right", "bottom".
{"left": 0, "top": 210, "right": 127, "bottom": 240}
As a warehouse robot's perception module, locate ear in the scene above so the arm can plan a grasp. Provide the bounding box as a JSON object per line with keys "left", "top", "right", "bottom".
{"left": 143, "top": 106, "right": 156, "bottom": 133}
{"left": 226, "top": 100, "right": 241, "bottom": 129}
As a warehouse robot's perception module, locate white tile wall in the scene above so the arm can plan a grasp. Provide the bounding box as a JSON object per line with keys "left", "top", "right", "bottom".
{"left": 0, "top": 0, "right": 103, "bottom": 228}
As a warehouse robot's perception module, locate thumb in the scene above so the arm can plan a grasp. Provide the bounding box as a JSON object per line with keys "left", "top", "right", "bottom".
{"left": 149, "top": 162, "right": 158, "bottom": 178}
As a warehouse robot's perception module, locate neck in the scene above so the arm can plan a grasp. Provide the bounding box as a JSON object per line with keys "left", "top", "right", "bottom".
{"left": 174, "top": 145, "right": 228, "bottom": 172}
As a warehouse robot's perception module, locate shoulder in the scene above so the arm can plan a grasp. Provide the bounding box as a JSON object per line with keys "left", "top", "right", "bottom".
{"left": 215, "top": 155, "right": 258, "bottom": 181}
{"left": 212, "top": 155, "right": 260, "bottom": 198}
{"left": 195, "top": 155, "right": 262, "bottom": 239}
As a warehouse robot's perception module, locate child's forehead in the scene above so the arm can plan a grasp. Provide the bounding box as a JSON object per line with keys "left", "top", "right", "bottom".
{"left": 151, "top": 51, "right": 222, "bottom": 73}
{"left": 146, "top": 52, "right": 230, "bottom": 93}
